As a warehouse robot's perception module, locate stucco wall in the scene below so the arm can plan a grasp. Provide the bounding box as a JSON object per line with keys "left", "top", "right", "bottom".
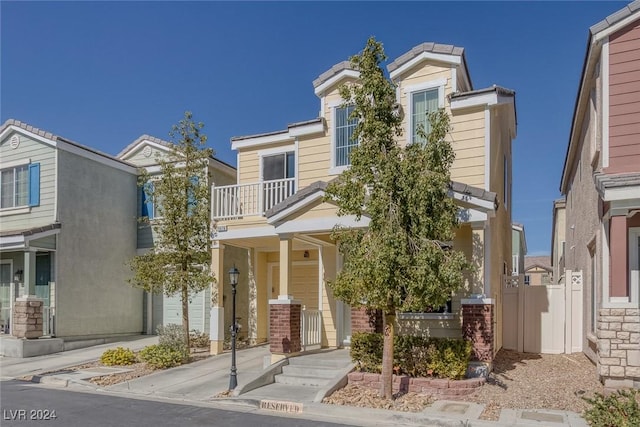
{"left": 55, "top": 149, "right": 141, "bottom": 338}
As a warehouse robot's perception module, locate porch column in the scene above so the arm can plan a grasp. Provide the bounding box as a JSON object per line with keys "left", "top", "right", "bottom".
{"left": 471, "top": 225, "right": 486, "bottom": 296}
{"left": 269, "top": 235, "right": 301, "bottom": 361}
{"left": 279, "top": 236, "right": 292, "bottom": 299}
{"left": 609, "top": 215, "right": 628, "bottom": 299}
{"left": 210, "top": 244, "right": 225, "bottom": 355}
{"left": 461, "top": 297, "right": 495, "bottom": 378}
{"left": 23, "top": 250, "right": 36, "bottom": 297}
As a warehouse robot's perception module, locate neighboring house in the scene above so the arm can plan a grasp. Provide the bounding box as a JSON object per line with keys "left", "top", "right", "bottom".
{"left": 560, "top": 1, "right": 640, "bottom": 389}
{"left": 117, "top": 135, "right": 246, "bottom": 338}
{"left": 551, "top": 198, "right": 566, "bottom": 285}
{"left": 209, "top": 41, "right": 517, "bottom": 371}
{"left": 512, "top": 223, "right": 527, "bottom": 276}
{"left": 0, "top": 119, "right": 143, "bottom": 343}
{"left": 524, "top": 256, "right": 552, "bottom": 286}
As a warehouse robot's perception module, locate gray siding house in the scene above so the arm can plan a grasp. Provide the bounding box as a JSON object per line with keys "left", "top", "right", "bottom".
{"left": 0, "top": 119, "right": 142, "bottom": 340}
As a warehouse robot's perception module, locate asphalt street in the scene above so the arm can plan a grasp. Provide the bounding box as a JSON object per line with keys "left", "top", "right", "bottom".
{"left": 0, "top": 381, "right": 353, "bottom": 427}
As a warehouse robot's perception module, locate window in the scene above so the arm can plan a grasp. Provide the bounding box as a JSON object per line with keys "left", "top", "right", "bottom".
{"left": 141, "top": 182, "right": 163, "bottom": 219}
{"left": 524, "top": 275, "right": 530, "bottom": 286}
{"left": 411, "top": 89, "right": 439, "bottom": 144}
{"left": 263, "top": 152, "right": 295, "bottom": 181}
{"left": 335, "top": 105, "right": 358, "bottom": 167}
{"left": 0, "top": 163, "right": 40, "bottom": 210}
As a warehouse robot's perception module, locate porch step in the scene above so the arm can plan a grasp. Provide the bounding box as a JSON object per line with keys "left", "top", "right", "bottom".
{"left": 274, "top": 373, "right": 331, "bottom": 387}
{"left": 281, "top": 364, "right": 340, "bottom": 379}
{"left": 287, "top": 354, "right": 352, "bottom": 369}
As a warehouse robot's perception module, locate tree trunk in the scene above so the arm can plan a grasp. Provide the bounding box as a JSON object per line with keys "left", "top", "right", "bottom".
{"left": 380, "top": 311, "right": 395, "bottom": 399}
{"left": 181, "top": 284, "right": 190, "bottom": 349}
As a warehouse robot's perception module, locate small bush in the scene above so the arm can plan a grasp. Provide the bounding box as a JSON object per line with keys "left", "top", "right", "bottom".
{"left": 139, "top": 344, "right": 185, "bottom": 369}
{"left": 157, "top": 324, "right": 188, "bottom": 358}
{"left": 100, "top": 347, "right": 137, "bottom": 366}
{"left": 583, "top": 389, "right": 640, "bottom": 427}
{"left": 350, "top": 332, "right": 472, "bottom": 380}
{"left": 189, "top": 330, "right": 210, "bottom": 348}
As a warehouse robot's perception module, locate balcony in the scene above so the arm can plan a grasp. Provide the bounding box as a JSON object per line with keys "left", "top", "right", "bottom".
{"left": 212, "top": 178, "right": 296, "bottom": 220}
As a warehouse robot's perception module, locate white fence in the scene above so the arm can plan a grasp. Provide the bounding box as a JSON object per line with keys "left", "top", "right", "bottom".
{"left": 301, "top": 309, "right": 322, "bottom": 352}
{"left": 212, "top": 178, "right": 296, "bottom": 220}
{"left": 502, "top": 271, "right": 583, "bottom": 354}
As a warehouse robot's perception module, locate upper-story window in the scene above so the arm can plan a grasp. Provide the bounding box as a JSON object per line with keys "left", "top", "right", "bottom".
{"left": 335, "top": 105, "right": 358, "bottom": 167}
{"left": 0, "top": 162, "right": 40, "bottom": 210}
{"left": 263, "top": 151, "right": 295, "bottom": 181}
{"left": 141, "top": 182, "right": 163, "bottom": 219}
{"left": 411, "top": 89, "right": 439, "bottom": 144}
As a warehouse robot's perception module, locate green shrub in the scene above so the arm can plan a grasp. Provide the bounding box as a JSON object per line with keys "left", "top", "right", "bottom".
{"left": 157, "top": 323, "right": 188, "bottom": 358}
{"left": 139, "top": 344, "right": 185, "bottom": 369}
{"left": 100, "top": 347, "right": 137, "bottom": 366}
{"left": 583, "top": 389, "right": 640, "bottom": 427}
{"left": 189, "top": 330, "right": 210, "bottom": 348}
{"left": 350, "top": 332, "right": 472, "bottom": 380}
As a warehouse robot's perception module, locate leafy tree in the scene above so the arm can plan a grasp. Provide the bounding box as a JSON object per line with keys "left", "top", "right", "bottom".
{"left": 129, "top": 111, "right": 214, "bottom": 348}
{"left": 325, "top": 38, "right": 469, "bottom": 399}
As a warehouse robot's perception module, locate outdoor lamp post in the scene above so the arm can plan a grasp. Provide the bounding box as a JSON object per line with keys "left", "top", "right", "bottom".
{"left": 228, "top": 266, "right": 240, "bottom": 390}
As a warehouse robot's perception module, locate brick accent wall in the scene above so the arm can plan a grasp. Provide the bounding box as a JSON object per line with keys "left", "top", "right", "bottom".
{"left": 462, "top": 304, "right": 494, "bottom": 362}
{"left": 12, "top": 297, "right": 44, "bottom": 339}
{"left": 351, "top": 307, "right": 383, "bottom": 334}
{"left": 347, "top": 372, "right": 485, "bottom": 396}
{"left": 597, "top": 308, "right": 640, "bottom": 388}
{"left": 269, "top": 302, "right": 301, "bottom": 354}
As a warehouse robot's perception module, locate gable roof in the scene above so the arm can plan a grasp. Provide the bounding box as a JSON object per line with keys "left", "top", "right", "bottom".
{"left": 387, "top": 42, "right": 464, "bottom": 72}
{"left": 525, "top": 255, "right": 552, "bottom": 272}
{"left": 561, "top": 1, "right": 640, "bottom": 193}
{"left": 312, "top": 61, "right": 358, "bottom": 89}
{"left": 0, "top": 119, "right": 137, "bottom": 174}
{"left": 118, "top": 133, "right": 236, "bottom": 175}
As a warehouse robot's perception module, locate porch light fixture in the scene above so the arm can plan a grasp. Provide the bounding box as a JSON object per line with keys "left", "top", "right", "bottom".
{"left": 228, "top": 266, "right": 240, "bottom": 390}
{"left": 14, "top": 269, "right": 23, "bottom": 283}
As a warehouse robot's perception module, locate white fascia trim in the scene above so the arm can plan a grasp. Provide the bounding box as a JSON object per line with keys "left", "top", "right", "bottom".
{"left": 231, "top": 132, "right": 293, "bottom": 150}
{"left": 257, "top": 144, "right": 296, "bottom": 158}
{"left": 0, "top": 126, "right": 137, "bottom": 174}
{"left": 267, "top": 191, "right": 326, "bottom": 224}
{"left": 0, "top": 235, "right": 26, "bottom": 246}
{"left": 119, "top": 140, "right": 172, "bottom": 160}
{"left": 289, "top": 121, "right": 324, "bottom": 137}
{"left": 314, "top": 70, "right": 360, "bottom": 96}
{"left": 24, "top": 228, "right": 61, "bottom": 244}
{"left": 457, "top": 208, "right": 488, "bottom": 224}
{"left": 275, "top": 216, "right": 370, "bottom": 234}
{"left": 602, "top": 186, "right": 640, "bottom": 202}
{"left": 451, "top": 67, "right": 457, "bottom": 93}
{"left": 593, "top": 13, "right": 640, "bottom": 43}
{"left": 450, "top": 92, "right": 515, "bottom": 111}
{"left": 402, "top": 78, "right": 448, "bottom": 95}
{"left": 484, "top": 108, "right": 491, "bottom": 191}
{"left": 389, "top": 51, "right": 461, "bottom": 80}
{"left": 449, "top": 189, "right": 495, "bottom": 212}
{"left": 602, "top": 38, "right": 610, "bottom": 168}
{"left": 213, "top": 225, "right": 277, "bottom": 240}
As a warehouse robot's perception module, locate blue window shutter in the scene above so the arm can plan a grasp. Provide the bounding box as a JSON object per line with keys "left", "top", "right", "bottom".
{"left": 142, "top": 182, "right": 154, "bottom": 219}
{"left": 28, "top": 163, "right": 40, "bottom": 207}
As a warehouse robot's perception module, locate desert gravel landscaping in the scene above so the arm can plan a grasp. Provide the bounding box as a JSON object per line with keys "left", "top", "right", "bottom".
{"left": 325, "top": 349, "right": 604, "bottom": 421}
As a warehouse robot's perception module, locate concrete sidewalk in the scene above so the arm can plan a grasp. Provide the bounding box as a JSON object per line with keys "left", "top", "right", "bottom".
{"left": 1, "top": 339, "right": 589, "bottom": 427}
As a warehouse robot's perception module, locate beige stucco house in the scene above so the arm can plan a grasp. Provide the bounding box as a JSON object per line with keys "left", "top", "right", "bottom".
{"left": 208, "top": 42, "right": 517, "bottom": 370}
{"left": 560, "top": 1, "right": 640, "bottom": 389}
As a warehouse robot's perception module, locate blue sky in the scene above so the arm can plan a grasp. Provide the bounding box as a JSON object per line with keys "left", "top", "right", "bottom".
{"left": 0, "top": 1, "right": 627, "bottom": 255}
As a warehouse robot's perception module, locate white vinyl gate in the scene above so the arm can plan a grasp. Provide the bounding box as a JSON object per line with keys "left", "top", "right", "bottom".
{"left": 502, "top": 272, "right": 583, "bottom": 354}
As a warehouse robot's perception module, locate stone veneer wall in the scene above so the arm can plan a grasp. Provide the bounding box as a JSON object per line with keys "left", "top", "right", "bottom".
{"left": 12, "top": 297, "right": 44, "bottom": 339}
{"left": 269, "top": 302, "right": 301, "bottom": 354}
{"left": 597, "top": 308, "right": 640, "bottom": 388}
{"left": 347, "top": 372, "right": 485, "bottom": 396}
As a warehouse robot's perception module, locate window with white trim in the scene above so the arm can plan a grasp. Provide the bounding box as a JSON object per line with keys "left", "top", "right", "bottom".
{"left": 141, "top": 181, "right": 164, "bottom": 219}
{"left": 0, "top": 163, "right": 40, "bottom": 209}
{"left": 263, "top": 151, "right": 295, "bottom": 181}
{"left": 335, "top": 105, "right": 357, "bottom": 167}
{"left": 524, "top": 275, "right": 530, "bottom": 286}
{"left": 411, "top": 88, "right": 439, "bottom": 144}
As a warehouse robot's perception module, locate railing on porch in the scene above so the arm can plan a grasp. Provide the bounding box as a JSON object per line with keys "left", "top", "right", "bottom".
{"left": 212, "top": 178, "right": 296, "bottom": 220}
{"left": 301, "top": 308, "right": 322, "bottom": 352}
{"left": 43, "top": 306, "right": 54, "bottom": 336}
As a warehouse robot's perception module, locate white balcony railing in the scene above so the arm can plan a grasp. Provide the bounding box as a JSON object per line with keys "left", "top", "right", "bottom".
{"left": 212, "top": 178, "right": 296, "bottom": 220}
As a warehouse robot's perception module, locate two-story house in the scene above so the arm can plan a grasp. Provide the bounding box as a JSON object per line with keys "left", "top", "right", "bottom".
{"left": 208, "top": 42, "right": 517, "bottom": 370}
{"left": 0, "top": 119, "right": 143, "bottom": 352}
{"left": 117, "top": 135, "right": 246, "bottom": 339}
{"left": 560, "top": 1, "right": 640, "bottom": 389}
